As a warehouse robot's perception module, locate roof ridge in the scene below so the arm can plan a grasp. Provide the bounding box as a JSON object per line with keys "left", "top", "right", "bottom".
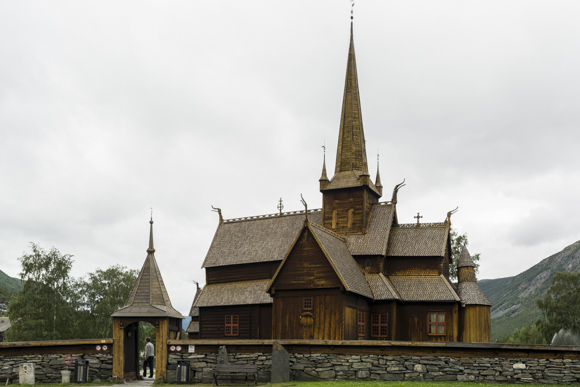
{"left": 396, "top": 222, "right": 447, "bottom": 228}
{"left": 223, "top": 208, "right": 322, "bottom": 224}
{"left": 309, "top": 221, "right": 346, "bottom": 241}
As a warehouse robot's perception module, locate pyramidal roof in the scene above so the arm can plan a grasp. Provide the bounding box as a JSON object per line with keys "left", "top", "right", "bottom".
{"left": 458, "top": 245, "right": 476, "bottom": 268}
{"left": 112, "top": 219, "right": 183, "bottom": 319}
{"left": 324, "top": 22, "right": 380, "bottom": 196}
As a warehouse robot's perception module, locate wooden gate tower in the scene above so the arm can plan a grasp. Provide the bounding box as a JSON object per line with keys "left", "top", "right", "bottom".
{"left": 111, "top": 218, "right": 183, "bottom": 381}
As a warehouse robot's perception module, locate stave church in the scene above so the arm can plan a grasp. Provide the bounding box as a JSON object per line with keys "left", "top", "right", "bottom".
{"left": 187, "top": 20, "right": 491, "bottom": 343}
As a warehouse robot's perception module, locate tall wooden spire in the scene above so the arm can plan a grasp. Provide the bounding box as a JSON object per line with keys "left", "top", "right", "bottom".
{"left": 320, "top": 20, "right": 381, "bottom": 235}
{"left": 335, "top": 22, "right": 368, "bottom": 176}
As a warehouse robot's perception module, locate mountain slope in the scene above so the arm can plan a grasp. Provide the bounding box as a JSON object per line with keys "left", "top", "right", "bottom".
{"left": 479, "top": 240, "right": 580, "bottom": 341}
{"left": 0, "top": 269, "right": 21, "bottom": 294}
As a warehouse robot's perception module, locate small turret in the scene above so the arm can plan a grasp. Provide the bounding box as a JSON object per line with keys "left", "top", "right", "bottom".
{"left": 319, "top": 152, "right": 329, "bottom": 190}
{"left": 457, "top": 245, "right": 476, "bottom": 283}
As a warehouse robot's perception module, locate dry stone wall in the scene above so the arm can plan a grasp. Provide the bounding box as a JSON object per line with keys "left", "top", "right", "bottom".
{"left": 168, "top": 351, "right": 580, "bottom": 385}
{"left": 0, "top": 354, "right": 113, "bottom": 384}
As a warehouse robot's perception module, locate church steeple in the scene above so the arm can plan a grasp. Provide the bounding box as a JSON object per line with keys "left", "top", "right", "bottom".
{"left": 319, "top": 19, "right": 381, "bottom": 235}
{"left": 335, "top": 22, "right": 369, "bottom": 176}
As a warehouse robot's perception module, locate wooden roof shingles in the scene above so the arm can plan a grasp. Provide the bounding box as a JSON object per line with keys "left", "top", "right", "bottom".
{"left": 202, "top": 211, "right": 322, "bottom": 268}
{"left": 458, "top": 282, "right": 492, "bottom": 306}
{"left": 309, "top": 223, "right": 373, "bottom": 298}
{"left": 386, "top": 224, "right": 449, "bottom": 257}
{"left": 365, "top": 273, "right": 400, "bottom": 300}
{"left": 112, "top": 220, "right": 183, "bottom": 319}
{"left": 347, "top": 203, "right": 394, "bottom": 256}
{"left": 194, "top": 279, "right": 272, "bottom": 307}
{"left": 388, "top": 275, "right": 460, "bottom": 302}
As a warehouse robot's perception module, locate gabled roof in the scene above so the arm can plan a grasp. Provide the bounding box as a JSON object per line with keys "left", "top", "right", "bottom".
{"left": 347, "top": 203, "right": 394, "bottom": 255}
{"left": 266, "top": 221, "right": 373, "bottom": 298}
{"left": 186, "top": 321, "right": 199, "bottom": 333}
{"left": 112, "top": 219, "right": 183, "bottom": 319}
{"left": 309, "top": 223, "right": 373, "bottom": 298}
{"left": 366, "top": 274, "right": 400, "bottom": 300}
{"left": 188, "top": 285, "right": 201, "bottom": 317}
{"left": 202, "top": 210, "right": 322, "bottom": 268}
{"left": 194, "top": 279, "right": 272, "bottom": 307}
{"left": 457, "top": 282, "right": 492, "bottom": 306}
{"left": 386, "top": 223, "right": 449, "bottom": 257}
{"left": 388, "top": 275, "right": 461, "bottom": 302}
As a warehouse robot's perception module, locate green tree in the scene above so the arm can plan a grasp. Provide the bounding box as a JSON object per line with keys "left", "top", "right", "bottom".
{"left": 536, "top": 271, "right": 580, "bottom": 342}
{"left": 74, "top": 265, "right": 138, "bottom": 338}
{"left": 7, "top": 243, "right": 76, "bottom": 341}
{"left": 496, "top": 323, "right": 547, "bottom": 344}
{"left": 449, "top": 228, "right": 480, "bottom": 281}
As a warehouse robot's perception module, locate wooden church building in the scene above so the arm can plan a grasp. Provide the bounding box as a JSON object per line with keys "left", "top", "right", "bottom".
{"left": 187, "top": 22, "right": 491, "bottom": 343}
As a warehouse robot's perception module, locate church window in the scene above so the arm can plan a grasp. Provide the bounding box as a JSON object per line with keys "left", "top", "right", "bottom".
{"left": 358, "top": 311, "right": 365, "bottom": 336}
{"left": 332, "top": 210, "right": 338, "bottom": 229}
{"left": 303, "top": 297, "right": 313, "bottom": 310}
{"left": 428, "top": 312, "right": 445, "bottom": 335}
{"left": 224, "top": 315, "right": 239, "bottom": 336}
{"left": 348, "top": 208, "right": 355, "bottom": 228}
{"left": 371, "top": 313, "right": 388, "bottom": 337}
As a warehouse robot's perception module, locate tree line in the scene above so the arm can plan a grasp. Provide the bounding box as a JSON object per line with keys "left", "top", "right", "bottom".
{"left": 497, "top": 271, "right": 580, "bottom": 345}
{"left": 7, "top": 243, "right": 138, "bottom": 341}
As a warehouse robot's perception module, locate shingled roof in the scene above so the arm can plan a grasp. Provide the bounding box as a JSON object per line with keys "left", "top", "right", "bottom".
{"left": 194, "top": 280, "right": 272, "bottom": 307}
{"left": 457, "top": 282, "right": 492, "bottom": 306}
{"left": 386, "top": 224, "right": 449, "bottom": 257}
{"left": 112, "top": 219, "right": 183, "bottom": 319}
{"left": 458, "top": 245, "right": 476, "bottom": 267}
{"left": 366, "top": 273, "right": 400, "bottom": 300}
{"left": 347, "top": 203, "right": 394, "bottom": 255}
{"left": 309, "top": 223, "right": 373, "bottom": 298}
{"left": 388, "top": 275, "right": 460, "bottom": 302}
{"left": 202, "top": 211, "right": 322, "bottom": 268}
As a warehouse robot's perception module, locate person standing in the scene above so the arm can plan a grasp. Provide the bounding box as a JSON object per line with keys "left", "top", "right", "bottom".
{"left": 143, "top": 337, "right": 154, "bottom": 378}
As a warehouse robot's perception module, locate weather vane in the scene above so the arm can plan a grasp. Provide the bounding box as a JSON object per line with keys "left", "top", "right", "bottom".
{"left": 351, "top": 0, "right": 355, "bottom": 20}
{"left": 150, "top": 207, "right": 153, "bottom": 222}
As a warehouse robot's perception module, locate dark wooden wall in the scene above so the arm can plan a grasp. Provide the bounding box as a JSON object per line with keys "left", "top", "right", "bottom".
{"left": 396, "top": 303, "right": 458, "bottom": 342}
{"left": 199, "top": 305, "right": 271, "bottom": 340}
{"left": 321, "top": 187, "right": 379, "bottom": 235}
{"left": 272, "top": 289, "right": 345, "bottom": 340}
{"left": 459, "top": 305, "right": 491, "bottom": 343}
{"left": 206, "top": 261, "right": 280, "bottom": 285}
{"left": 272, "top": 229, "right": 342, "bottom": 290}
{"left": 354, "top": 256, "right": 384, "bottom": 274}
{"left": 385, "top": 257, "right": 443, "bottom": 276}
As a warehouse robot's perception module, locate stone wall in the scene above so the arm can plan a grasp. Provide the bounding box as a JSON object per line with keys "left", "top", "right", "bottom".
{"left": 0, "top": 354, "right": 113, "bottom": 384}
{"left": 167, "top": 352, "right": 272, "bottom": 384}
{"left": 168, "top": 350, "right": 580, "bottom": 385}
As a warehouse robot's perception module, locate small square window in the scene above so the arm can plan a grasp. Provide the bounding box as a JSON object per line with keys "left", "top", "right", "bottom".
{"left": 371, "top": 313, "right": 388, "bottom": 338}
{"left": 303, "top": 297, "right": 313, "bottom": 310}
{"left": 225, "top": 315, "right": 239, "bottom": 336}
{"left": 428, "top": 312, "right": 445, "bottom": 335}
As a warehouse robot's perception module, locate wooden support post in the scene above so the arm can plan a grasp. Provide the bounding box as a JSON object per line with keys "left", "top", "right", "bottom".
{"left": 112, "top": 319, "right": 124, "bottom": 381}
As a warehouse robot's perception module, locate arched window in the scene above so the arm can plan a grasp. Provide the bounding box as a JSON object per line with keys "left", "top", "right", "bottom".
{"left": 332, "top": 210, "right": 338, "bottom": 229}
{"left": 348, "top": 208, "right": 355, "bottom": 228}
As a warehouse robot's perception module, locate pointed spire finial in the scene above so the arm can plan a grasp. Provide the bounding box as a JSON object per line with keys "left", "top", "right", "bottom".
{"left": 375, "top": 152, "right": 383, "bottom": 189}
{"left": 319, "top": 143, "right": 329, "bottom": 185}
{"left": 147, "top": 212, "right": 155, "bottom": 254}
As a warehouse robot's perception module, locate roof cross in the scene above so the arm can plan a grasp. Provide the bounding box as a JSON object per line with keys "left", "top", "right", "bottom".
{"left": 277, "top": 198, "right": 284, "bottom": 215}
{"left": 414, "top": 212, "right": 423, "bottom": 226}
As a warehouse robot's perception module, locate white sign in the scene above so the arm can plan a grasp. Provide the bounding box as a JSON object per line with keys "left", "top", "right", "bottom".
{"left": 188, "top": 345, "right": 195, "bottom": 353}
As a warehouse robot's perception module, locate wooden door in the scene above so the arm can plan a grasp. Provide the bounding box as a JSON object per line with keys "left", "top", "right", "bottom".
{"left": 123, "top": 323, "right": 139, "bottom": 379}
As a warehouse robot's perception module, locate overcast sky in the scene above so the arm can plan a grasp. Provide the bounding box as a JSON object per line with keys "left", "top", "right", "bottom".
{"left": 1, "top": 1, "right": 579, "bottom": 315}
